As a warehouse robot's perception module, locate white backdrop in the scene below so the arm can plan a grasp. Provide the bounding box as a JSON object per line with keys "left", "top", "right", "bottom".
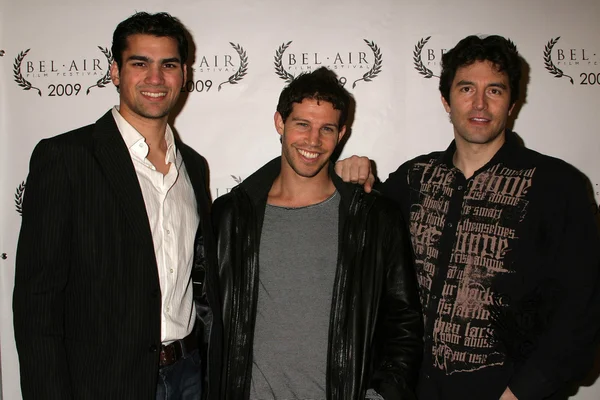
{"left": 1, "top": 0, "right": 599, "bottom": 398}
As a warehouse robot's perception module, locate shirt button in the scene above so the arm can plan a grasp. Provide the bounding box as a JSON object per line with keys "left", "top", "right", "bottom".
{"left": 166, "top": 306, "right": 170, "bottom": 312}
{"left": 447, "top": 222, "right": 453, "bottom": 228}
{"left": 170, "top": 268, "right": 174, "bottom": 273}
{"left": 431, "top": 294, "right": 438, "bottom": 300}
{"left": 166, "top": 230, "right": 171, "bottom": 235}
{"left": 138, "top": 143, "right": 144, "bottom": 148}
{"left": 148, "top": 344, "right": 158, "bottom": 352}
{"left": 457, "top": 185, "right": 463, "bottom": 190}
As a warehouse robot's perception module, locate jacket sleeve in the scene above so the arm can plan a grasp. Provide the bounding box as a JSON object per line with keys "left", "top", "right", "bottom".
{"left": 508, "top": 168, "right": 600, "bottom": 399}
{"left": 210, "top": 194, "right": 235, "bottom": 335}
{"left": 370, "top": 205, "right": 423, "bottom": 400}
{"left": 377, "top": 161, "right": 413, "bottom": 215}
{"left": 13, "top": 139, "right": 73, "bottom": 399}
{"left": 211, "top": 189, "right": 261, "bottom": 399}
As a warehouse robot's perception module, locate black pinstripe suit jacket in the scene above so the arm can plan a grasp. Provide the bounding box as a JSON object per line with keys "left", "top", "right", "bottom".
{"left": 13, "top": 110, "right": 217, "bottom": 399}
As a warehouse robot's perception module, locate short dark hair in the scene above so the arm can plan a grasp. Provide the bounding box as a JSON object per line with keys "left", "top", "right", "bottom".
{"left": 276, "top": 67, "right": 351, "bottom": 128}
{"left": 439, "top": 35, "right": 521, "bottom": 106}
{"left": 111, "top": 12, "right": 189, "bottom": 70}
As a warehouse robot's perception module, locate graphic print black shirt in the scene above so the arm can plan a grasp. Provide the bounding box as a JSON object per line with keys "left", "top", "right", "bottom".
{"left": 379, "top": 132, "right": 600, "bottom": 399}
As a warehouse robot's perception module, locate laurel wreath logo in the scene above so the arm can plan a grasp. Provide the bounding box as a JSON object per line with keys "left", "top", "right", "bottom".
{"left": 413, "top": 36, "right": 438, "bottom": 79}
{"left": 543, "top": 37, "right": 573, "bottom": 85}
{"left": 15, "top": 180, "right": 26, "bottom": 216}
{"left": 274, "top": 41, "right": 295, "bottom": 84}
{"left": 231, "top": 175, "right": 243, "bottom": 184}
{"left": 351, "top": 39, "right": 382, "bottom": 88}
{"left": 86, "top": 46, "right": 114, "bottom": 94}
{"left": 13, "top": 49, "right": 41, "bottom": 96}
{"left": 218, "top": 43, "right": 248, "bottom": 91}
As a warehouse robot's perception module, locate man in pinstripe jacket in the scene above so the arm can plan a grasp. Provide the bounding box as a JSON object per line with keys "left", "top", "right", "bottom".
{"left": 13, "top": 12, "right": 221, "bottom": 400}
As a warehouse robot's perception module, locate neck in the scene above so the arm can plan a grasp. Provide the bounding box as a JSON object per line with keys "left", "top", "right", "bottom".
{"left": 453, "top": 132, "right": 506, "bottom": 179}
{"left": 118, "top": 107, "right": 169, "bottom": 156}
{"left": 268, "top": 163, "right": 336, "bottom": 208}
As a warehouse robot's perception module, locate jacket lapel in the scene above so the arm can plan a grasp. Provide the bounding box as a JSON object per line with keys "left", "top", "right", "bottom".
{"left": 91, "top": 110, "right": 154, "bottom": 246}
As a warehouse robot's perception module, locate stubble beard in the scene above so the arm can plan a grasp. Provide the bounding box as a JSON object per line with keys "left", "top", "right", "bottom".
{"left": 282, "top": 145, "right": 329, "bottom": 179}
{"left": 451, "top": 113, "right": 506, "bottom": 146}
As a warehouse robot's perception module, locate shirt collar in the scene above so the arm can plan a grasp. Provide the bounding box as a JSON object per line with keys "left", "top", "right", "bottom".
{"left": 111, "top": 106, "right": 177, "bottom": 165}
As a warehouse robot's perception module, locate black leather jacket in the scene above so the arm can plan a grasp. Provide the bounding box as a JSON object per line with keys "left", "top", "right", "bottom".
{"left": 211, "top": 158, "right": 423, "bottom": 400}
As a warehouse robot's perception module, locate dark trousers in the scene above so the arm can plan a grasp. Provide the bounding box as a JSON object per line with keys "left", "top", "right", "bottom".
{"left": 156, "top": 349, "right": 202, "bottom": 400}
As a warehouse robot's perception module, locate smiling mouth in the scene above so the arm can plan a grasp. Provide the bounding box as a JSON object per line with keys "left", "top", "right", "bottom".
{"left": 469, "top": 117, "right": 492, "bottom": 124}
{"left": 141, "top": 91, "right": 167, "bottom": 98}
{"left": 297, "top": 148, "right": 319, "bottom": 159}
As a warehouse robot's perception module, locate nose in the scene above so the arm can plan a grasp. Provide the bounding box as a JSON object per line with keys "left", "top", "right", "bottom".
{"left": 306, "top": 127, "right": 321, "bottom": 147}
{"left": 146, "top": 65, "right": 165, "bottom": 85}
{"left": 472, "top": 90, "right": 487, "bottom": 111}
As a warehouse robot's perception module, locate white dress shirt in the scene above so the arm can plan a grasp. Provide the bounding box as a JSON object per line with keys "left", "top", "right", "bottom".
{"left": 112, "top": 107, "right": 199, "bottom": 344}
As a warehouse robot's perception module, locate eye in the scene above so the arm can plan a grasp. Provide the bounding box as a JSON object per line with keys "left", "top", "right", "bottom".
{"left": 459, "top": 86, "right": 471, "bottom": 93}
{"left": 132, "top": 62, "right": 146, "bottom": 67}
{"left": 321, "top": 126, "right": 336, "bottom": 133}
{"left": 164, "top": 63, "right": 178, "bottom": 69}
{"left": 489, "top": 88, "right": 503, "bottom": 95}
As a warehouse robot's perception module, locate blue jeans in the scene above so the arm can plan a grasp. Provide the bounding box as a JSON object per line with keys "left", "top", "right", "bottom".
{"left": 156, "top": 348, "right": 202, "bottom": 400}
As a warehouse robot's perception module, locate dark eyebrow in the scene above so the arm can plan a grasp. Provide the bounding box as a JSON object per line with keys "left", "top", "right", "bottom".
{"left": 127, "top": 55, "right": 150, "bottom": 63}
{"left": 488, "top": 82, "right": 508, "bottom": 89}
{"left": 126, "top": 55, "right": 181, "bottom": 64}
{"left": 290, "top": 117, "right": 339, "bottom": 129}
{"left": 455, "top": 79, "right": 507, "bottom": 90}
{"left": 161, "top": 57, "right": 181, "bottom": 64}
{"left": 290, "top": 117, "right": 309, "bottom": 122}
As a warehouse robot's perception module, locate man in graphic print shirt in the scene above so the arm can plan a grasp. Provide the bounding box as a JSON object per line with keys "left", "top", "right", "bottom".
{"left": 336, "top": 35, "right": 600, "bottom": 399}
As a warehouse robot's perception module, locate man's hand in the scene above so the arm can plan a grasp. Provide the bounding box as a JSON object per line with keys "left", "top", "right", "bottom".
{"left": 365, "top": 388, "right": 385, "bottom": 399}
{"left": 335, "top": 155, "right": 375, "bottom": 193}
{"left": 499, "top": 387, "right": 518, "bottom": 400}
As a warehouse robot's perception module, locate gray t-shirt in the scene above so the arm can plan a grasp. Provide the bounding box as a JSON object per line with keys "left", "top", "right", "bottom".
{"left": 250, "top": 191, "right": 340, "bottom": 400}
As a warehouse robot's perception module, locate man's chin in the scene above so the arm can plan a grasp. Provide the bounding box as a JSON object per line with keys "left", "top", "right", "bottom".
{"left": 459, "top": 130, "right": 505, "bottom": 145}
{"left": 291, "top": 162, "right": 330, "bottom": 179}
{"left": 138, "top": 109, "right": 171, "bottom": 120}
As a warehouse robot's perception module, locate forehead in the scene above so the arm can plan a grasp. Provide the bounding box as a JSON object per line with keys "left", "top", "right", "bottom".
{"left": 290, "top": 98, "right": 340, "bottom": 118}
{"left": 123, "top": 34, "right": 180, "bottom": 58}
{"left": 453, "top": 60, "right": 509, "bottom": 85}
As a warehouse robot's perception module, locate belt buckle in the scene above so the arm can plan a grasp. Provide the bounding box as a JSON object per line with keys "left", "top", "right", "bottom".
{"left": 159, "top": 334, "right": 194, "bottom": 368}
{"left": 160, "top": 342, "right": 175, "bottom": 367}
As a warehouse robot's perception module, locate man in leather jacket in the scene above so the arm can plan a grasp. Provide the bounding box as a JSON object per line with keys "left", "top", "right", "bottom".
{"left": 211, "top": 67, "right": 423, "bottom": 400}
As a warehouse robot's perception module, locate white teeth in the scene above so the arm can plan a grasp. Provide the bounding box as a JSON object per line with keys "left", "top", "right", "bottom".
{"left": 472, "top": 118, "right": 488, "bottom": 122}
{"left": 141, "top": 92, "right": 166, "bottom": 98}
{"left": 298, "top": 149, "right": 319, "bottom": 159}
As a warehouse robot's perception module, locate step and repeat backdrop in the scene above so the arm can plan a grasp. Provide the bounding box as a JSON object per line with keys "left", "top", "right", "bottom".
{"left": 1, "top": 0, "right": 599, "bottom": 398}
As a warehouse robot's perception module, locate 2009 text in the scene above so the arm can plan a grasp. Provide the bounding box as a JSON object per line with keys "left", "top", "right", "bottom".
{"left": 580, "top": 73, "right": 600, "bottom": 85}
{"left": 181, "top": 80, "right": 213, "bottom": 92}
{"left": 48, "top": 84, "right": 81, "bottom": 96}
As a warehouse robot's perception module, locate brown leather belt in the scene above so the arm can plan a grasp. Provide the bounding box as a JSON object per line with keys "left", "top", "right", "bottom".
{"left": 159, "top": 332, "right": 198, "bottom": 368}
